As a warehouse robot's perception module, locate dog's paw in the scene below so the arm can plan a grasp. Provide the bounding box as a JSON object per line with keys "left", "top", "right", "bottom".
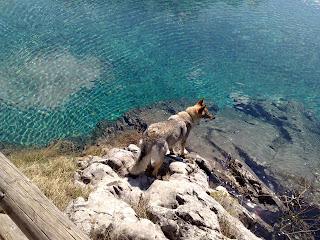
{"left": 179, "top": 149, "right": 190, "bottom": 157}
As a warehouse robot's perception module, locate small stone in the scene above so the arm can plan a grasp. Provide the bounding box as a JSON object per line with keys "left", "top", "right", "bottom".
{"left": 126, "top": 144, "right": 140, "bottom": 153}
{"left": 169, "top": 162, "right": 188, "bottom": 175}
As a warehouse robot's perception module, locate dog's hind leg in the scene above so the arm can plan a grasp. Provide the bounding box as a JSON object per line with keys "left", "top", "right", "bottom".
{"left": 179, "top": 139, "right": 186, "bottom": 157}
{"left": 151, "top": 140, "right": 168, "bottom": 176}
{"left": 128, "top": 138, "right": 153, "bottom": 176}
{"left": 179, "top": 124, "right": 191, "bottom": 157}
{"left": 129, "top": 153, "right": 152, "bottom": 176}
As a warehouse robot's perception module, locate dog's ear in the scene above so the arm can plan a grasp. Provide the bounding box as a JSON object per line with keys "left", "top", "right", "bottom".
{"left": 196, "top": 99, "right": 204, "bottom": 106}
{"left": 197, "top": 105, "right": 206, "bottom": 114}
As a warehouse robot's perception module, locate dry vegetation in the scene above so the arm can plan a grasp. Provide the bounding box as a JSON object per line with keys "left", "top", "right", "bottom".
{"left": 91, "top": 229, "right": 129, "bottom": 240}
{"left": 210, "top": 190, "right": 240, "bottom": 218}
{"left": 276, "top": 179, "right": 320, "bottom": 240}
{"left": 130, "top": 195, "right": 150, "bottom": 220}
{"left": 7, "top": 141, "right": 91, "bottom": 210}
{"left": 3, "top": 130, "right": 142, "bottom": 211}
{"left": 218, "top": 215, "right": 237, "bottom": 240}
{"left": 82, "top": 144, "right": 106, "bottom": 157}
{"left": 81, "top": 130, "right": 142, "bottom": 157}
{"left": 210, "top": 189, "right": 242, "bottom": 239}
{"left": 96, "top": 130, "right": 142, "bottom": 149}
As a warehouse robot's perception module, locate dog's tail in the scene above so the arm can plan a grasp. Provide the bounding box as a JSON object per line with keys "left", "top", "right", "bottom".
{"left": 129, "top": 137, "right": 168, "bottom": 176}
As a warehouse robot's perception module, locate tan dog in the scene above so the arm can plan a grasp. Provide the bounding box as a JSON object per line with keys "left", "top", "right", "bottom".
{"left": 129, "top": 99, "right": 215, "bottom": 176}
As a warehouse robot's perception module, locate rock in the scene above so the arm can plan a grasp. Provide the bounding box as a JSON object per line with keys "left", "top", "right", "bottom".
{"left": 67, "top": 147, "right": 262, "bottom": 240}
{"left": 104, "top": 148, "right": 136, "bottom": 176}
{"left": 227, "top": 158, "right": 283, "bottom": 209}
{"left": 77, "top": 157, "right": 91, "bottom": 170}
{"left": 75, "top": 148, "right": 137, "bottom": 182}
{"left": 81, "top": 162, "right": 117, "bottom": 185}
{"left": 66, "top": 161, "right": 166, "bottom": 240}
{"left": 169, "top": 161, "right": 190, "bottom": 175}
{"left": 145, "top": 161, "right": 261, "bottom": 240}
{"left": 126, "top": 144, "right": 140, "bottom": 153}
{"left": 111, "top": 216, "right": 167, "bottom": 240}
{"left": 215, "top": 186, "right": 228, "bottom": 193}
{"left": 211, "top": 185, "right": 273, "bottom": 236}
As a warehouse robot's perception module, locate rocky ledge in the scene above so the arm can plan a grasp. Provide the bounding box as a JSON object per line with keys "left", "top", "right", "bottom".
{"left": 67, "top": 96, "right": 320, "bottom": 240}
{"left": 66, "top": 145, "right": 271, "bottom": 240}
{"left": 90, "top": 96, "right": 320, "bottom": 205}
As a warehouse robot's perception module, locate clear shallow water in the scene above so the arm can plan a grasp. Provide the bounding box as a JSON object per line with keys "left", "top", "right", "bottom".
{"left": 0, "top": 0, "right": 320, "bottom": 145}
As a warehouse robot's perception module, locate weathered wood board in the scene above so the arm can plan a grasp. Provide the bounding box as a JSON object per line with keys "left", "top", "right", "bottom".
{"left": 0, "top": 152, "right": 90, "bottom": 240}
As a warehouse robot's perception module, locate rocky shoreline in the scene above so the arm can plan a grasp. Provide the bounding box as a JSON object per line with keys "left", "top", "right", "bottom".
{"left": 67, "top": 146, "right": 268, "bottom": 239}
{"left": 1, "top": 97, "right": 319, "bottom": 239}
{"left": 76, "top": 96, "right": 320, "bottom": 239}
{"left": 65, "top": 142, "right": 315, "bottom": 239}
{"left": 89, "top": 97, "right": 320, "bottom": 203}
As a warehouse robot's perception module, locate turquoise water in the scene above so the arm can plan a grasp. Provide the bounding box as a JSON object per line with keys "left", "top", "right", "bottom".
{"left": 0, "top": 0, "right": 320, "bottom": 145}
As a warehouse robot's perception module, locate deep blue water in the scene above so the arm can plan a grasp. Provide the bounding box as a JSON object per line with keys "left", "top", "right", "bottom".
{"left": 0, "top": 0, "right": 320, "bottom": 145}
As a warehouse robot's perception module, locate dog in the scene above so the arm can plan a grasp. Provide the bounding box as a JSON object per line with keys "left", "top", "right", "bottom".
{"left": 128, "top": 99, "right": 215, "bottom": 176}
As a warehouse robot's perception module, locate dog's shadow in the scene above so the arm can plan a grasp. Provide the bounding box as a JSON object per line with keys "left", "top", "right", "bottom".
{"left": 126, "top": 154, "right": 185, "bottom": 190}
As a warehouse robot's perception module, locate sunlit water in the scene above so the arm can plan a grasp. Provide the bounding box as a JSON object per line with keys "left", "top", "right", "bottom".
{"left": 0, "top": 0, "right": 320, "bottom": 145}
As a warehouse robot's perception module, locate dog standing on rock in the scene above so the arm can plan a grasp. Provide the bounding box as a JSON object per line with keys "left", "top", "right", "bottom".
{"left": 129, "top": 99, "right": 215, "bottom": 176}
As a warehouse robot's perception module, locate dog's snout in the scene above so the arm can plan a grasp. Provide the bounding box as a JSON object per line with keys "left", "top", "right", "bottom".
{"left": 208, "top": 114, "right": 215, "bottom": 120}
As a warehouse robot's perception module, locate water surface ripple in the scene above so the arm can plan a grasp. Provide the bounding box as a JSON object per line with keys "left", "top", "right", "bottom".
{"left": 0, "top": 0, "right": 320, "bottom": 145}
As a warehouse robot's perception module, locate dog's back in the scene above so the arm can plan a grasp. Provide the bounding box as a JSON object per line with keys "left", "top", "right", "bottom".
{"left": 146, "top": 118, "right": 188, "bottom": 146}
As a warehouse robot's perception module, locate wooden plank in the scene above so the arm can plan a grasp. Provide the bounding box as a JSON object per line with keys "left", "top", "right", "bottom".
{"left": 0, "top": 152, "right": 90, "bottom": 240}
{"left": 0, "top": 213, "right": 28, "bottom": 240}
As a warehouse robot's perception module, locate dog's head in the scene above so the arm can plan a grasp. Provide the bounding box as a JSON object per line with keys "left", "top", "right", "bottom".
{"left": 187, "top": 99, "right": 215, "bottom": 121}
